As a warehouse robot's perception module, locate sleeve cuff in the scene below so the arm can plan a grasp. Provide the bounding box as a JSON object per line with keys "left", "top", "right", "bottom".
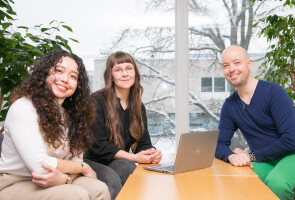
{"left": 43, "top": 156, "right": 58, "bottom": 168}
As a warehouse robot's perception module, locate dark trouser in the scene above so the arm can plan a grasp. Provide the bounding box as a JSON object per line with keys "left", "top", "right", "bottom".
{"left": 84, "top": 158, "right": 136, "bottom": 199}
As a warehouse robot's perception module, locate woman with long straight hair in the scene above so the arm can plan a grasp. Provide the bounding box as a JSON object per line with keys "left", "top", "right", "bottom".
{"left": 84, "top": 51, "right": 162, "bottom": 196}
{"left": 0, "top": 50, "right": 110, "bottom": 200}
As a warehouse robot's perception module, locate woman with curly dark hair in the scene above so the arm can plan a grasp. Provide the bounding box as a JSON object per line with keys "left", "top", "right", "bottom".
{"left": 84, "top": 51, "right": 162, "bottom": 197}
{"left": 0, "top": 49, "right": 110, "bottom": 200}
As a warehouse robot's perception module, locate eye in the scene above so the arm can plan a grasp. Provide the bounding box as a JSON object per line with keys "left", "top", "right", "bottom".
{"left": 114, "top": 68, "right": 122, "bottom": 72}
{"left": 235, "top": 62, "right": 240, "bottom": 65}
{"left": 126, "top": 67, "right": 133, "bottom": 72}
{"left": 70, "top": 75, "right": 78, "bottom": 80}
{"left": 222, "top": 64, "right": 229, "bottom": 68}
{"left": 54, "top": 67, "right": 63, "bottom": 73}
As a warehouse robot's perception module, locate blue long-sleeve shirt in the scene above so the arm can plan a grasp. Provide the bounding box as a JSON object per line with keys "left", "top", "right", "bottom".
{"left": 215, "top": 80, "right": 295, "bottom": 162}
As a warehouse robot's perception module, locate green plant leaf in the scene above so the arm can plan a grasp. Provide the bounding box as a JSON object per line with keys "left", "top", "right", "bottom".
{"left": 11, "top": 40, "right": 19, "bottom": 48}
{"left": 1, "top": 22, "right": 12, "bottom": 29}
{"left": 41, "top": 28, "right": 49, "bottom": 32}
{"left": 69, "top": 38, "right": 79, "bottom": 43}
{"left": 17, "top": 26, "right": 29, "bottom": 29}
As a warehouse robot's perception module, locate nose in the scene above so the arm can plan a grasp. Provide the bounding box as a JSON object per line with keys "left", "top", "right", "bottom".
{"left": 60, "top": 72, "right": 69, "bottom": 82}
{"left": 229, "top": 64, "right": 237, "bottom": 72}
{"left": 121, "top": 69, "right": 128, "bottom": 76}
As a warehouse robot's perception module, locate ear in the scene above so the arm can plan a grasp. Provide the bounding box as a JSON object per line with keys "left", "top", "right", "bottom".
{"left": 247, "top": 59, "right": 253, "bottom": 71}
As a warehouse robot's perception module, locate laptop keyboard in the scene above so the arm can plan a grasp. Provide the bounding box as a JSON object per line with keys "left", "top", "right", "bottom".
{"left": 158, "top": 165, "right": 174, "bottom": 171}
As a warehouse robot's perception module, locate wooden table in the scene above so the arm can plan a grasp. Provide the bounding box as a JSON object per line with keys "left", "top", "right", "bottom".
{"left": 117, "top": 175, "right": 278, "bottom": 200}
{"left": 116, "top": 155, "right": 278, "bottom": 200}
{"left": 133, "top": 158, "right": 258, "bottom": 177}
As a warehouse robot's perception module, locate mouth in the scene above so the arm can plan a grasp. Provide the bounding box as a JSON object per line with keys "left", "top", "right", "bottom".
{"left": 230, "top": 73, "right": 240, "bottom": 80}
{"left": 56, "top": 83, "right": 68, "bottom": 91}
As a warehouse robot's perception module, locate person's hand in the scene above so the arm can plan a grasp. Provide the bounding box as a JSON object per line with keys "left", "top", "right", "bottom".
{"left": 133, "top": 148, "right": 162, "bottom": 164}
{"left": 133, "top": 148, "right": 157, "bottom": 163}
{"left": 32, "top": 163, "right": 67, "bottom": 187}
{"left": 150, "top": 149, "right": 162, "bottom": 164}
{"left": 81, "top": 162, "right": 97, "bottom": 179}
{"left": 228, "top": 148, "right": 253, "bottom": 169}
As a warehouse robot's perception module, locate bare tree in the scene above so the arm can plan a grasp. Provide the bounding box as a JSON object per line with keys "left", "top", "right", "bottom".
{"left": 102, "top": 0, "right": 282, "bottom": 69}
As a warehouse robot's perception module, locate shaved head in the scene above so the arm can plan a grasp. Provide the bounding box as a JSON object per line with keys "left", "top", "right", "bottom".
{"left": 222, "top": 45, "right": 249, "bottom": 63}
{"left": 221, "top": 45, "right": 253, "bottom": 88}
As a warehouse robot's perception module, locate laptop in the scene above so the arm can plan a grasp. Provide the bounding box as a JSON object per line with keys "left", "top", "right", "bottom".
{"left": 144, "top": 130, "right": 219, "bottom": 174}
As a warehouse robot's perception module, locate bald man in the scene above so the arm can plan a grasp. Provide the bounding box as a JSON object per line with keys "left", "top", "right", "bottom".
{"left": 215, "top": 45, "right": 295, "bottom": 200}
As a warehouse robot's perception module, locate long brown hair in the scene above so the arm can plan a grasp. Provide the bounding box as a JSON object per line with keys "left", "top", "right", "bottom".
{"left": 103, "top": 51, "right": 144, "bottom": 149}
{"left": 11, "top": 49, "right": 95, "bottom": 157}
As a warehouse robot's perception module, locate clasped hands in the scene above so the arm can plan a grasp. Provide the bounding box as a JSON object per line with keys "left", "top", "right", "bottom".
{"left": 228, "top": 147, "right": 253, "bottom": 169}
{"left": 133, "top": 148, "right": 162, "bottom": 164}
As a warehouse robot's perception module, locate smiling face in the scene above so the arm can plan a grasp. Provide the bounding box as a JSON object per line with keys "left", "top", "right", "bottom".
{"left": 221, "top": 46, "right": 252, "bottom": 88}
{"left": 112, "top": 62, "right": 135, "bottom": 93}
{"left": 46, "top": 56, "right": 79, "bottom": 99}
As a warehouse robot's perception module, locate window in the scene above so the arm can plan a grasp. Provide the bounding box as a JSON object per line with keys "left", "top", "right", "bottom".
{"left": 201, "top": 77, "right": 228, "bottom": 93}
{"left": 201, "top": 78, "right": 212, "bottom": 92}
{"left": 13, "top": 0, "right": 286, "bottom": 154}
{"left": 214, "top": 77, "right": 225, "bottom": 92}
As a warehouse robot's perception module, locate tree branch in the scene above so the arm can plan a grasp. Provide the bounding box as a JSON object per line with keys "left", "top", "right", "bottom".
{"left": 139, "top": 59, "right": 221, "bottom": 121}
{"left": 255, "top": 5, "right": 281, "bottom": 18}
{"left": 141, "top": 74, "right": 175, "bottom": 85}
{"left": 147, "top": 108, "right": 176, "bottom": 126}
{"left": 136, "top": 59, "right": 174, "bottom": 85}
{"left": 244, "top": 2, "right": 254, "bottom": 50}
{"left": 240, "top": 0, "right": 246, "bottom": 47}
{"left": 254, "top": 0, "right": 267, "bottom": 15}
{"left": 189, "top": 91, "right": 220, "bottom": 122}
{"left": 190, "top": 27, "right": 225, "bottom": 51}
{"left": 189, "top": 47, "right": 222, "bottom": 53}
{"left": 144, "top": 94, "right": 174, "bottom": 105}
{"left": 223, "top": 0, "right": 233, "bottom": 24}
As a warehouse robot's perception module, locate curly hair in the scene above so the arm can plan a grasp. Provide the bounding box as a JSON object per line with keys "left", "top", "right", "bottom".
{"left": 11, "top": 49, "right": 95, "bottom": 157}
{"left": 103, "top": 51, "right": 144, "bottom": 150}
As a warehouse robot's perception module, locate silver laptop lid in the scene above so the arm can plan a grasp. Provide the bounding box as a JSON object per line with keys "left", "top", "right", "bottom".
{"left": 173, "top": 130, "right": 219, "bottom": 174}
